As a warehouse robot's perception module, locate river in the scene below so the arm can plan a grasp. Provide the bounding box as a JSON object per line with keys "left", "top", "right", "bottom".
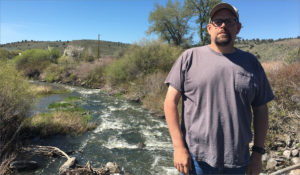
{"left": 19, "top": 82, "right": 178, "bottom": 175}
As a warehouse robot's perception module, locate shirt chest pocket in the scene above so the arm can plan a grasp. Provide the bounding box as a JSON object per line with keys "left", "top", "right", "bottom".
{"left": 234, "top": 72, "right": 255, "bottom": 103}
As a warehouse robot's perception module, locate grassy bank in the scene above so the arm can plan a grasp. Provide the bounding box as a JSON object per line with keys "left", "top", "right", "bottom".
{"left": 0, "top": 61, "right": 96, "bottom": 173}
{"left": 30, "top": 84, "right": 70, "bottom": 96}
{"left": 22, "top": 97, "right": 97, "bottom": 138}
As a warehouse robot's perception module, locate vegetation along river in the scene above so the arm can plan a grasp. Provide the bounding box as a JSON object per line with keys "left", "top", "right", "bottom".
{"left": 19, "top": 82, "right": 178, "bottom": 175}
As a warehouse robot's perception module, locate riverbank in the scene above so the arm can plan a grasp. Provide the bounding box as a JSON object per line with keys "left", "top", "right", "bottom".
{"left": 1, "top": 39, "right": 300, "bottom": 174}
{"left": 35, "top": 61, "right": 300, "bottom": 174}
{"left": 12, "top": 82, "right": 176, "bottom": 174}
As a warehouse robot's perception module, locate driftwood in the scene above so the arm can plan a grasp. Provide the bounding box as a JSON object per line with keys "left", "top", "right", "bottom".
{"left": 269, "top": 163, "right": 300, "bottom": 175}
{"left": 21, "top": 145, "right": 70, "bottom": 158}
{"left": 18, "top": 145, "right": 124, "bottom": 175}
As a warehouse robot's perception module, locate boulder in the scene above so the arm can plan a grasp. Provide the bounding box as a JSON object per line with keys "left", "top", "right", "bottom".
{"left": 262, "top": 153, "right": 269, "bottom": 162}
{"left": 291, "top": 157, "right": 300, "bottom": 164}
{"left": 292, "top": 149, "right": 299, "bottom": 157}
{"left": 271, "top": 141, "right": 286, "bottom": 150}
{"left": 137, "top": 142, "right": 146, "bottom": 149}
{"left": 266, "top": 158, "right": 277, "bottom": 170}
{"left": 286, "top": 136, "right": 293, "bottom": 148}
{"left": 105, "top": 162, "right": 120, "bottom": 173}
{"left": 289, "top": 169, "right": 300, "bottom": 175}
{"left": 283, "top": 150, "right": 292, "bottom": 159}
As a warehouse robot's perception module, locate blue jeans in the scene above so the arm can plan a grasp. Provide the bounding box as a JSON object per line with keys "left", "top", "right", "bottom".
{"left": 180, "top": 154, "right": 247, "bottom": 175}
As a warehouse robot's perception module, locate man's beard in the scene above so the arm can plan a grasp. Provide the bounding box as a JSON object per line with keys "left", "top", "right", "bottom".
{"left": 215, "top": 31, "right": 232, "bottom": 46}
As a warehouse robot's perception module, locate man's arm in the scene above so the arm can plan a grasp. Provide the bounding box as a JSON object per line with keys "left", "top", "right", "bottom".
{"left": 246, "top": 104, "right": 269, "bottom": 175}
{"left": 164, "top": 86, "right": 191, "bottom": 175}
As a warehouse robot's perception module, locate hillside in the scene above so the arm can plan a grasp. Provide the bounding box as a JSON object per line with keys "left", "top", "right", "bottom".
{"left": 0, "top": 39, "right": 129, "bottom": 57}
{"left": 1, "top": 38, "right": 299, "bottom": 62}
{"left": 236, "top": 38, "right": 300, "bottom": 62}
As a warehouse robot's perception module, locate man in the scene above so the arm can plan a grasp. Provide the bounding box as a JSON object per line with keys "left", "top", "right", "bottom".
{"left": 164, "top": 2, "right": 274, "bottom": 175}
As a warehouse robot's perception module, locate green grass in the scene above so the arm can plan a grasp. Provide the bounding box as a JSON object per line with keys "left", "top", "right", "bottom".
{"left": 47, "top": 97, "right": 85, "bottom": 112}
{"left": 64, "top": 96, "right": 81, "bottom": 102}
{"left": 22, "top": 96, "right": 96, "bottom": 137}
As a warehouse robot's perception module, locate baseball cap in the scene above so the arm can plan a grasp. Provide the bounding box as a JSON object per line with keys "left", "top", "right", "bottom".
{"left": 210, "top": 2, "right": 239, "bottom": 21}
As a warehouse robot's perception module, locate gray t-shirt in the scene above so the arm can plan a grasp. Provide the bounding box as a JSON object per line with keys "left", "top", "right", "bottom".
{"left": 165, "top": 45, "right": 274, "bottom": 168}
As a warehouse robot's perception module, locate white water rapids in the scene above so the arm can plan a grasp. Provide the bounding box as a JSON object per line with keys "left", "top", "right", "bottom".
{"left": 22, "top": 82, "right": 179, "bottom": 175}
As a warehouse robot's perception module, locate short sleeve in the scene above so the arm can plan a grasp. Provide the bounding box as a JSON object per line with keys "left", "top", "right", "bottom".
{"left": 164, "top": 54, "right": 186, "bottom": 93}
{"left": 251, "top": 62, "right": 275, "bottom": 107}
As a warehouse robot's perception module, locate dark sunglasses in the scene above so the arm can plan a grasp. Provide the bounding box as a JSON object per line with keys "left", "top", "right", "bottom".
{"left": 210, "top": 18, "right": 238, "bottom": 27}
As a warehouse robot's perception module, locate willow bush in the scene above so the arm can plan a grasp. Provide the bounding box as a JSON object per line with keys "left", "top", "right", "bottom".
{"left": 0, "top": 61, "right": 34, "bottom": 164}
{"left": 105, "top": 40, "right": 183, "bottom": 85}
{"left": 13, "top": 48, "right": 61, "bottom": 78}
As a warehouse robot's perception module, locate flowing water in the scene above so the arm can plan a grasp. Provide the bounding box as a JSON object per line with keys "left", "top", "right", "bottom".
{"left": 21, "top": 82, "right": 178, "bottom": 175}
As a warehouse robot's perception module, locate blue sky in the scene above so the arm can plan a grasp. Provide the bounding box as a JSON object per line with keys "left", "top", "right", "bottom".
{"left": 1, "top": 0, "right": 299, "bottom": 44}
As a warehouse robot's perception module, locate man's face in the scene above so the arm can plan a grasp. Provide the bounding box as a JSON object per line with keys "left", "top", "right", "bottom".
{"left": 207, "top": 9, "right": 241, "bottom": 46}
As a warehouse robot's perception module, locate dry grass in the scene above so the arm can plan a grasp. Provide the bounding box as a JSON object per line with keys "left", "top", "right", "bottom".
{"left": 30, "top": 84, "right": 69, "bottom": 96}
{"left": 262, "top": 61, "right": 300, "bottom": 149}
{"left": 141, "top": 71, "right": 168, "bottom": 115}
{"left": 71, "top": 56, "right": 114, "bottom": 80}
{"left": 30, "top": 84, "right": 53, "bottom": 95}
{"left": 22, "top": 111, "right": 96, "bottom": 137}
{"left": 262, "top": 61, "right": 286, "bottom": 73}
{"left": 0, "top": 153, "right": 16, "bottom": 175}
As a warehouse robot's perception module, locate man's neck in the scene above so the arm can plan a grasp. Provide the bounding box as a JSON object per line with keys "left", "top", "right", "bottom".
{"left": 209, "top": 43, "right": 236, "bottom": 54}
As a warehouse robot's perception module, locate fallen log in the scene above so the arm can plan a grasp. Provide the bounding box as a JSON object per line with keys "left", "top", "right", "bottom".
{"left": 18, "top": 145, "right": 126, "bottom": 175}
{"left": 59, "top": 157, "right": 76, "bottom": 175}
{"left": 21, "top": 145, "right": 70, "bottom": 158}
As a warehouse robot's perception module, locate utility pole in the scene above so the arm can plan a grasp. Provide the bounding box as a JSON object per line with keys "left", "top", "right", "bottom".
{"left": 98, "top": 34, "right": 100, "bottom": 59}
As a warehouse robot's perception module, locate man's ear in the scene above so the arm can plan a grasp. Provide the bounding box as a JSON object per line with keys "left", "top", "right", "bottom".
{"left": 207, "top": 23, "right": 213, "bottom": 35}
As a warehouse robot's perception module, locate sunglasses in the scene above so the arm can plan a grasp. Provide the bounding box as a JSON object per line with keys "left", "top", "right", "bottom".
{"left": 210, "top": 18, "right": 238, "bottom": 27}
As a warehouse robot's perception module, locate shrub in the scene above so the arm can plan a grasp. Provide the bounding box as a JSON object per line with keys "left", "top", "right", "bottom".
{"left": 105, "top": 57, "right": 135, "bottom": 85}
{"left": 0, "top": 49, "right": 12, "bottom": 61}
{"left": 285, "top": 46, "right": 300, "bottom": 63}
{"left": 13, "top": 49, "right": 53, "bottom": 78}
{"left": 57, "top": 55, "right": 76, "bottom": 65}
{"left": 48, "top": 47, "right": 62, "bottom": 63}
{"left": 0, "top": 61, "right": 34, "bottom": 163}
{"left": 42, "top": 64, "right": 75, "bottom": 83}
{"left": 140, "top": 71, "right": 168, "bottom": 115}
{"left": 105, "top": 40, "right": 183, "bottom": 85}
{"left": 85, "top": 66, "right": 105, "bottom": 88}
{"left": 264, "top": 62, "right": 300, "bottom": 149}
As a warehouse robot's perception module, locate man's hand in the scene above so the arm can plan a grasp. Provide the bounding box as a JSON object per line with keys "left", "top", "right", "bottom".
{"left": 246, "top": 153, "right": 262, "bottom": 175}
{"left": 174, "top": 147, "right": 192, "bottom": 175}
